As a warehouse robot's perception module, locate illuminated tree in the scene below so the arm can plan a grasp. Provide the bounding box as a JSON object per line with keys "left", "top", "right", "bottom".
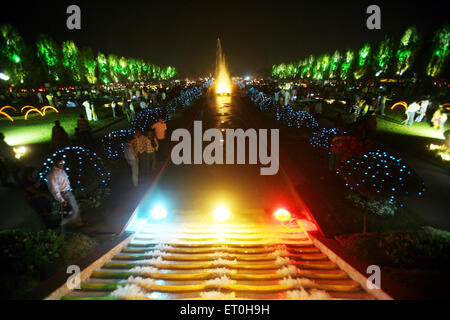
{"left": 36, "top": 34, "right": 63, "bottom": 82}
{"left": 81, "top": 47, "right": 97, "bottom": 84}
{"left": 304, "top": 55, "right": 315, "bottom": 78}
{"left": 62, "top": 41, "right": 82, "bottom": 82}
{"left": 427, "top": 24, "right": 450, "bottom": 77}
{"left": 374, "top": 36, "right": 394, "bottom": 77}
{"left": 395, "top": 26, "right": 420, "bottom": 76}
{"left": 312, "top": 57, "right": 323, "bottom": 80}
{"left": 97, "top": 52, "right": 110, "bottom": 84}
{"left": 354, "top": 43, "right": 371, "bottom": 79}
{"left": 118, "top": 56, "right": 129, "bottom": 81}
{"left": 340, "top": 50, "right": 354, "bottom": 80}
{"left": 127, "top": 58, "right": 137, "bottom": 82}
{"left": 329, "top": 51, "right": 342, "bottom": 79}
{"left": 0, "top": 24, "right": 27, "bottom": 84}
{"left": 107, "top": 54, "right": 120, "bottom": 82}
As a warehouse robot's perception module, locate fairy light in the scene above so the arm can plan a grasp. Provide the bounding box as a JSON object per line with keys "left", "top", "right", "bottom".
{"left": 336, "top": 149, "right": 426, "bottom": 206}
{"left": 38, "top": 146, "right": 111, "bottom": 190}
{"left": 309, "top": 128, "right": 339, "bottom": 153}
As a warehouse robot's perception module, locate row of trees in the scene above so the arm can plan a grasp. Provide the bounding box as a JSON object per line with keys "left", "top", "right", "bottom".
{"left": 272, "top": 25, "right": 449, "bottom": 81}
{"left": 0, "top": 24, "right": 177, "bottom": 87}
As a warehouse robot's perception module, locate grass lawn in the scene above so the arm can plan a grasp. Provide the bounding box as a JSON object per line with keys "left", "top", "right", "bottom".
{"left": 0, "top": 106, "right": 118, "bottom": 147}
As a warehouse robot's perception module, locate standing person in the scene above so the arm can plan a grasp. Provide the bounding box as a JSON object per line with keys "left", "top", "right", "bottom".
{"left": 111, "top": 100, "right": 117, "bottom": 118}
{"left": 314, "top": 100, "right": 323, "bottom": 116}
{"left": 161, "top": 90, "right": 167, "bottom": 102}
{"left": 91, "top": 101, "right": 98, "bottom": 122}
{"left": 46, "top": 158, "right": 83, "bottom": 227}
{"left": 132, "top": 130, "right": 149, "bottom": 179}
{"left": 329, "top": 129, "right": 345, "bottom": 171}
{"left": 415, "top": 99, "right": 429, "bottom": 123}
{"left": 46, "top": 92, "right": 54, "bottom": 107}
{"left": 274, "top": 89, "right": 279, "bottom": 105}
{"left": 151, "top": 118, "right": 167, "bottom": 158}
{"left": 77, "top": 114, "right": 94, "bottom": 147}
{"left": 145, "top": 130, "right": 159, "bottom": 173}
{"left": 123, "top": 137, "right": 139, "bottom": 187}
{"left": 37, "top": 91, "right": 44, "bottom": 105}
{"left": 283, "top": 89, "right": 290, "bottom": 106}
{"left": 379, "top": 95, "right": 389, "bottom": 116}
{"left": 0, "top": 133, "right": 17, "bottom": 186}
{"left": 129, "top": 101, "right": 136, "bottom": 121}
{"left": 50, "top": 120, "right": 70, "bottom": 151}
{"left": 82, "top": 99, "right": 93, "bottom": 121}
{"left": 431, "top": 106, "right": 443, "bottom": 129}
{"left": 123, "top": 99, "right": 131, "bottom": 122}
{"left": 404, "top": 101, "right": 420, "bottom": 126}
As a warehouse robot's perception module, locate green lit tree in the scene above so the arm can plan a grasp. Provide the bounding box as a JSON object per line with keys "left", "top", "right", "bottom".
{"left": 354, "top": 43, "right": 371, "bottom": 79}
{"left": 81, "top": 47, "right": 97, "bottom": 84}
{"left": 427, "top": 24, "right": 450, "bottom": 77}
{"left": 0, "top": 24, "right": 28, "bottom": 85}
{"left": 107, "top": 54, "right": 120, "bottom": 82}
{"left": 340, "top": 50, "right": 354, "bottom": 80}
{"left": 118, "top": 56, "right": 129, "bottom": 81}
{"left": 329, "top": 51, "right": 342, "bottom": 79}
{"left": 374, "top": 35, "right": 394, "bottom": 77}
{"left": 395, "top": 26, "right": 420, "bottom": 76}
{"left": 36, "top": 34, "right": 63, "bottom": 83}
{"left": 97, "top": 52, "right": 110, "bottom": 84}
{"left": 62, "top": 41, "right": 82, "bottom": 82}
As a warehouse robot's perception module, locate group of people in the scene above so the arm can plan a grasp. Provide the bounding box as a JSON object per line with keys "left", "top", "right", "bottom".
{"left": 123, "top": 118, "right": 167, "bottom": 187}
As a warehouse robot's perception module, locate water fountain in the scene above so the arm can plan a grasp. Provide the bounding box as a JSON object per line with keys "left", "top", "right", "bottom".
{"left": 215, "top": 38, "right": 232, "bottom": 95}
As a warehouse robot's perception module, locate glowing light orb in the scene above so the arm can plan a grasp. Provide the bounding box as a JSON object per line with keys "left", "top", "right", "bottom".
{"left": 213, "top": 206, "right": 231, "bottom": 222}
{"left": 274, "top": 209, "right": 291, "bottom": 222}
{"left": 13, "top": 146, "right": 26, "bottom": 159}
{"left": 150, "top": 205, "right": 167, "bottom": 220}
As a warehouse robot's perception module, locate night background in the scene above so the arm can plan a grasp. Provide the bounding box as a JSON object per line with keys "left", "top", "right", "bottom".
{"left": 1, "top": 0, "right": 449, "bottom": 77}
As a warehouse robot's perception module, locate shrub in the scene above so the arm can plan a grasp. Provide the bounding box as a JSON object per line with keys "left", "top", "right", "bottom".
{"left": 309, "top": 127, "right": 339, "bottom": 153}
{"left": 346, "top": 192, "right": 397, "bottom": 217}
{"left": 337, "top": 149, "right": 426, "bottom": 205}
{"left": 0, "top": 230, "right": 66, "bottom": 278}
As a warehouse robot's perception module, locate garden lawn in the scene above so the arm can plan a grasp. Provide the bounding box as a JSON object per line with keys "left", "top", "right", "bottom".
{"left": 0, "top": 106, "right": 118, "bottom": 147}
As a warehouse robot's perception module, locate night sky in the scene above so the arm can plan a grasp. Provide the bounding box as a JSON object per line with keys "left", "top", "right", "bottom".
{"left": 1, "top": 0, "right": 449, "bottom": 77}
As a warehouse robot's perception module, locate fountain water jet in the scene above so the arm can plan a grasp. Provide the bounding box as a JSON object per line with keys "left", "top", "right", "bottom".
{"left": 215, "top": 38, "right": 232, "bottom": 95}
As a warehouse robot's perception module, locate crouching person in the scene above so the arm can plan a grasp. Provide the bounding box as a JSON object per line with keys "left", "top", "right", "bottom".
{"left": 46, "top": 158, "right": 83, "bottom": 227}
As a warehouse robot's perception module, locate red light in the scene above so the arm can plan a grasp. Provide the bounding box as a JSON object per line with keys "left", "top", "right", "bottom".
{"left": 273, "top": 208, "right": 291, "bottom": 222}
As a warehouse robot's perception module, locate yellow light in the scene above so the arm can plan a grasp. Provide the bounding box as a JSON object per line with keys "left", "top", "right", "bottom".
{"left": 213, "top": 206, "right": 231, "bottom": 222}
{"left": 13, "top": 146, "right": 27, "bottom": 159}
{"left": 390, "top": 101, "right": 408, "bottom": 111}
{"left": 274, "top": 209, "right": 291, "bottom": 222}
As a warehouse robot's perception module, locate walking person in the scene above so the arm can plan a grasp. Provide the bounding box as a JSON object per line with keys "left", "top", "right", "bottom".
{"left": 132, "top": 130, "right": 149, "bottom": 179}
{"left": 151, "top": 118, "right": 167, "bottom": 158}
{"left": 145, "top": 129, "right": 159, "bottom": 173}
{"left": 124, "top": 137, "right": 139, "bottom": 187}
{"left": 46, "top": 158, "right": 83, "bottom": 227}
{"left": 403, "top": 101, "right": 420, "bottom": 126}
{"left": 415, "top": 99, "right": 429, "bottom": 123}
